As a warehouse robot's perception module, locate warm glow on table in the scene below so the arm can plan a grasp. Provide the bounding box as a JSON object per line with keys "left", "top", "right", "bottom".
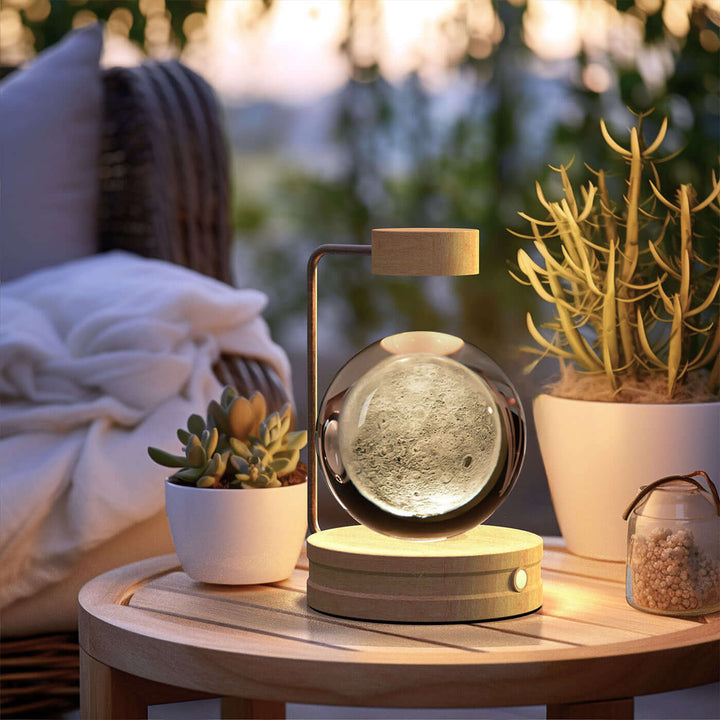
{"left": 78, "top": 537, "right": 720, "bottom": 718}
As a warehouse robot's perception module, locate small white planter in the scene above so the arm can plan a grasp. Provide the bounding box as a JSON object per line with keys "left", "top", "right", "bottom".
{"left": 165, "top": 480, "right": 307, "bottom": 584}
{"left": 534, "top": 395, "right": 720, "bottom": 562}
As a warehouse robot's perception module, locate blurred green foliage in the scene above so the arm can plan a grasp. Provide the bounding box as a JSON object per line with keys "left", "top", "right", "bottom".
{"left": 14, "top": 0, "right": 719, "bottom": 365}
{"left": 238, "top": 0, "right": 718, "bottom": 363}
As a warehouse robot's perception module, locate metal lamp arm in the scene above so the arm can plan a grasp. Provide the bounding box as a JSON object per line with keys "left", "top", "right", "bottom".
{"left": 307, "top": 244, "right": 371, "bottom": 533}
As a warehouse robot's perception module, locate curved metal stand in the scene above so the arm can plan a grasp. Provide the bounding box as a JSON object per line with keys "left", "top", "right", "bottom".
{"left": 307, "top": 244, "right": 371, "bottom": 533}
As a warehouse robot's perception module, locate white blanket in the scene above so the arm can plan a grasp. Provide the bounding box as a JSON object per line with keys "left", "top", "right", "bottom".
{"left": 0, "top": 251, "right": 292, "bottom": 608}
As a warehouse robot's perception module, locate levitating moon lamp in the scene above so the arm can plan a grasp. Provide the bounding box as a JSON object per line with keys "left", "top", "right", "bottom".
{"left": 306, "top": 229, "right": 543, "bottom": 622}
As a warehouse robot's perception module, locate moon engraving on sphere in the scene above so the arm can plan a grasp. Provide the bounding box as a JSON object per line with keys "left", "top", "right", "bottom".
{"left": 337, "top": 354, "right": 502, "bottom": 518}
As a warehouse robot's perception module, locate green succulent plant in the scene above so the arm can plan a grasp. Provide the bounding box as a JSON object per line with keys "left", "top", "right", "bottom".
{"left": 148, "top": 387, "right": 307, "bottom": 488}
{"left": 510, "top": 111, "right": 720, "bottom": 401}
{"left": 228, "top": 406, "right": 308, "bottom": 488}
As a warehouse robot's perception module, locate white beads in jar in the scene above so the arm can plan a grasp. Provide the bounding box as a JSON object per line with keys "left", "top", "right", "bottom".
{"left": 629, "top": 527, "right": 719, "bottom": 613}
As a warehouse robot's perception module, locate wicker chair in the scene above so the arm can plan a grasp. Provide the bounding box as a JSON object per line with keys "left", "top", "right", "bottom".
{"left": 1, "top": 61, "right": 288, "bottom": 718}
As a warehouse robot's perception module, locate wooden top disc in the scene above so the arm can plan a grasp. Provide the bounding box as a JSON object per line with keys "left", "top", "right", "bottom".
{"left": 371, "top": 228, "right": 479, "bottom": 276}
{"left": 307, "top": 524, "right": 542, "bottom": 574}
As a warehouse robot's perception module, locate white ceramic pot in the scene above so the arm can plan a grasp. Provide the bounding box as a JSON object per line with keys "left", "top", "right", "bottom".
{"left": 534, "top": 395, "right": 720, "bottom": 562}
{"left": 165, "top": 480, "right": 307, "bottom": 584}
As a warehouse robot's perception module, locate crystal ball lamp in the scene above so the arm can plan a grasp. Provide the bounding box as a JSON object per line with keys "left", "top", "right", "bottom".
{"left": 305, "top": 229, "right": 543, "bottom": 623}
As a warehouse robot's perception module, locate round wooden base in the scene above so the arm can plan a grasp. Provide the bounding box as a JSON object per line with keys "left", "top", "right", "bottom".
{"left": 307, "top": 524, "right": 543, "bottom": 623}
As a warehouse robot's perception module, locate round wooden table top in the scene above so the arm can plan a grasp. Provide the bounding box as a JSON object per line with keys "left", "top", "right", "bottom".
{"left": 78, "top": 538, "right": 720, "bottom": 709}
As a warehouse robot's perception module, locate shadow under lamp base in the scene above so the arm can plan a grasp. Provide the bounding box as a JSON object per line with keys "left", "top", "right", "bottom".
{"left": 307, "top": 525, "right": 543, "bottom": 623}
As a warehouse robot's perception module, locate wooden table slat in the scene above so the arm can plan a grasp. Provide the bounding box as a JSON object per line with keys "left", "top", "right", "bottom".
{"left": 473, "top": 613, "right": 650, "bottom": 646}
{"left": 130, "top": 575, "right": 570, "bottom": 652}
{"left": 541, "top": 538, "right": 627, "bottom": 584}
{"left": 540, "top": 572, "right": 700, "bottom": 634}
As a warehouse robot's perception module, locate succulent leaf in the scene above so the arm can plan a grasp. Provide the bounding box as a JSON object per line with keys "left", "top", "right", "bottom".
{"left": 186, "top": 443, "right": 206, "bottom": 467}
{"left": 285, "top": 431, "right": 308, "bottom": 451}
{"left": 242, "top": 470, "right": 280, "bottom": 489}
{"left": 175, "top": 466, "right": 204, "bottom": 482}
{"left": 205, "top": 427, "right": 219, "bottom": 457}
{"left": 252, "top": 446, "right": 270, "bottom": 464}
{"left": 228, "top": 397, "right": 255, "bottom": 440}
{"left": 187, "top": 414, "right": 205, "bottom": 436}
{"left": 230, "top": 456, "right": 250, "bottom": 474}
{"left": 269, "top": 457, "right": 292, "bottom": 475}
{"left": 216, "top": 451, "right": 230, "bottom": 476}
{"left": 206, "top": 400, "right": 230, "bottom": 435}
{"left": 205, "top": 453, "right": 220, "bottom": 477}
{"left": 260, "top": 414, "right": 278, "bottom": 446}
{"left": 221, "top": 386, "right": 237, "bottom": 408}
{"left": 229, "top": 437, "right": 252, "bottom": 459}
{"left": 275, "top": 449, "right": 300, "bottom": 468}
{"left": 249, "top": 392, "right": 267, "bottom": 434}
{"left": 147, "top": 447, "right": 187, "bottom": 468}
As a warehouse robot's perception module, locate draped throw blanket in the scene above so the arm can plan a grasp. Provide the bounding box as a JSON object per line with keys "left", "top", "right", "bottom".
{"left": 0, "top": 251, "right": 291, "bottom": 607}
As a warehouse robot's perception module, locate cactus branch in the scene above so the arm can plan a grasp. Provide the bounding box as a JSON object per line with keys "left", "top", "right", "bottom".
{"left": 509, "top": 113, "right": 719, "bottom": 400}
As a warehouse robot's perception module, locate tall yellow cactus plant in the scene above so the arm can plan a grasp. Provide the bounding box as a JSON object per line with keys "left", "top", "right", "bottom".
{"left": 511, "top": 112, "right": 719, "bottom": 400}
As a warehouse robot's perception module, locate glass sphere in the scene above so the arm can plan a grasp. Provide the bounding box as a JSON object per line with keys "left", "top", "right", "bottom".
{"left": 317, "top": 331, "right": 526, "bottom": 540}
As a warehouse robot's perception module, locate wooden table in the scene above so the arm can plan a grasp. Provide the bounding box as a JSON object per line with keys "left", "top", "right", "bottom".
{"left": 78, "top": 538, "right": 719, "bottom": 720}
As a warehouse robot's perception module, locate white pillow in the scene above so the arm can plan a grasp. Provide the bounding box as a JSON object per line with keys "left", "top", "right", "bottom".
{"left": 0, "top": 24, "right": 103, "bottom": 282}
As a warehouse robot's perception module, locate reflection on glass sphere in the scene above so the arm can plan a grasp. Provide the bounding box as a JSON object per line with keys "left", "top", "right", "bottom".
{"left": 339, "top": 354, "right": 501, "bottom": 518}
{"left": 318, "top": 332, "right": 526, "bottom": 540}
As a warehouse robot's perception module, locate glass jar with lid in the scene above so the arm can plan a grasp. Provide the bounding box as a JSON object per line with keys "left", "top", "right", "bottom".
{"left": 623, "top": 471, "right": 720, "bottom": 616}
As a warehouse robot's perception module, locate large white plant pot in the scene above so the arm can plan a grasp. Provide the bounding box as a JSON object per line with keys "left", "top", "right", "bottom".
{"left": 165, "top": 480, "right": 307, "bottom": 584}
{"left": 534, "top": 395, "right": 720, "bottom": 562}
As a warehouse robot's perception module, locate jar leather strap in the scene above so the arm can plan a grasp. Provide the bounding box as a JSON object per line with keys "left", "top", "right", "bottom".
{"left": 622, "top": 470, "right": 720, "bottom": 521}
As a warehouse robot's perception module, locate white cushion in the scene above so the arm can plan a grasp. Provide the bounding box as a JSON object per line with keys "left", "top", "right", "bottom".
{"left": 0, "top": 24, "right": 103, "bottom": 282}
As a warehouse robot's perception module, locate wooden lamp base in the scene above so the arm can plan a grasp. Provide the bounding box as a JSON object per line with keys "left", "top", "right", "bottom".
{"left": 307, "top": 524, "right": 543, "bottom": 623}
